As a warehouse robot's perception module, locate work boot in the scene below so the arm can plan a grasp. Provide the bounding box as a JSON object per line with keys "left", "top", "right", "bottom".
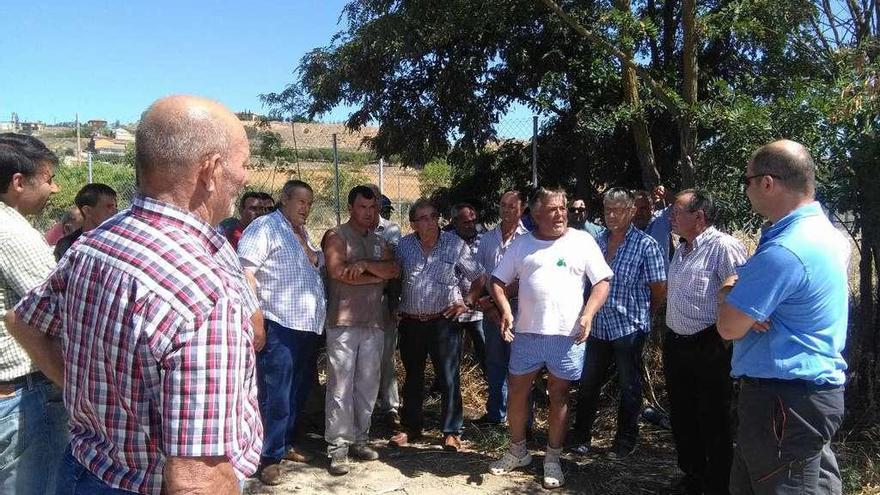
{"left": 328, "top": 450, "right": 351, "bottom": 476}
{"left": 258, "top": 464, "right": 284, "bottom": 485}
{"left": 350, "top": 443, "right": 379, "bottom": 461}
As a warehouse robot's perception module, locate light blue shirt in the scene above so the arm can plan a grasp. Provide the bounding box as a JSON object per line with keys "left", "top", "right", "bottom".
{"left": 726, "top": 202, "right": 850, "bottom": 385}
{"left": 645, "top": 206, "right": 672, "bottom": 271}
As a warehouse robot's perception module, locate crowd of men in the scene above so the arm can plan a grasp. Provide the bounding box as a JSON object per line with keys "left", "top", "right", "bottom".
{"left": 0, "top": 95, "right": 849, "bottom": 495}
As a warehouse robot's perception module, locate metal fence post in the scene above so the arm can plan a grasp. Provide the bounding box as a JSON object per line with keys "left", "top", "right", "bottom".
{"left": 532, "top": 115, "right": 538, "bottom": 188}
{"left": 333, "top": 134, "right": 341, "bottom": 225}
{"left": 379, "top": 158, "right": 384, "bottom": 194}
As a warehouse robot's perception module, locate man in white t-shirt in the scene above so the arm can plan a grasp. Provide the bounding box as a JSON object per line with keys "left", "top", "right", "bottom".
{"left": 487, "top": 187, "right": 612, "bottom": 489}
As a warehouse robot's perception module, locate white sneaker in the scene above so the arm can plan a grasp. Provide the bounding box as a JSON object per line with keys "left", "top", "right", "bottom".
{"left": 489, "top": 451, "right": 532, "bottom": 475}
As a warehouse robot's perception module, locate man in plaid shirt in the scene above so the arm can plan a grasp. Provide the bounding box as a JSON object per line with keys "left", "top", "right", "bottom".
{"left": 7, "top": 95, "right": 263, "bottom": 495}
{"left": 572, "top": 187, "right": 667, "bottom": 459}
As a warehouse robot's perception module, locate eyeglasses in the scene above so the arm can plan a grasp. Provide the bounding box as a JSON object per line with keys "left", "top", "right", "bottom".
{"left": 742, "top": 173, "right": 782, "bottom": 187}
{"left": 569, "top": 207, "right": 586, "bottom": 213}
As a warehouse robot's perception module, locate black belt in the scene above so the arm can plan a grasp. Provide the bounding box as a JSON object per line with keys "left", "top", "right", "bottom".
{"left": 400, "top": 312, "right": 445, "bottom": 322}
{"left": 667, "top": 324, "right": 716, "bottom": 340}
{"left": 0, "top": 371, "right": 48, "bottom": 392}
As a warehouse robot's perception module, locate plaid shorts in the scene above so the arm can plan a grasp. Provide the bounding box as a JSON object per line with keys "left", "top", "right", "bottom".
{"left": 509, "top": 333, "right": 586, "bottom": 381}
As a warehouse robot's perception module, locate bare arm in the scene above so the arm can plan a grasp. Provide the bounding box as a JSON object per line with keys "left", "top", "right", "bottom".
{"left": 322, "top": 230, "right": 389, "bottom": 285}
{"left": 163, "top": 456, "right": 240, "bottom": 495}
{"left": 358, "top": 242, "right": 400, "bottom": 280}
{"left": 649, "top": 281, "right": 667, "bottom": 316}
{"left": 575, "top": 279, "right": 611, "bottom": 343}
{"left": 5, "top": 310, "right": 64, "bottom": 386}
{"left": 489, "top": 276, "right": 515, "bottom": 342}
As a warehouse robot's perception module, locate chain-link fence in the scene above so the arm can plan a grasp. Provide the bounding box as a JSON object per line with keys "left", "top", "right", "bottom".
{"left": 37, "top": 116, "right": 545, "bottom": 239}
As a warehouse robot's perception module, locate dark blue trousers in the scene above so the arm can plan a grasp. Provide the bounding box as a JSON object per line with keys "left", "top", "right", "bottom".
{"left": 258, "top": 319, "right": 319, "bottom": 465}
{"left": 55, "top": 447, "right": 136, "bottom": 494}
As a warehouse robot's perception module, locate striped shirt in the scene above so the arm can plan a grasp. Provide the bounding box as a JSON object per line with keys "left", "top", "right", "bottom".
{"left": 14, "top": 195, "right": 263, "bottom": 494}
{"left": 594, "top": 226, "right": 667, "bottom": 340}
{"left": 0, "top": 200, "right": 56, "bottom": 381}
{"left": 397, "top": 230, "right": 483, "bottom": 315}
{"left": 666, "top": 227, "right": 747, "bottom": 335}
{"left": 238, "top": 210, "right": 326, "bottom": 334}
{"left": 475, "top": 222, "right": 529, "bottom": 274}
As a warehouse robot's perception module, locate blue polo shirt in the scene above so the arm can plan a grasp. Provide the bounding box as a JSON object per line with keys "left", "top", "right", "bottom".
{"left": 726, "top": 202, "right": 850, "bottom": 385}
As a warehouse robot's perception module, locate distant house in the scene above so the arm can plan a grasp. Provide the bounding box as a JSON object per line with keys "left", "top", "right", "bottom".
{"left": 89, "top": 136, "right": 127, "bottom": 156}
{"left": 87, "top": 119, "right": 108, "bottom": 131}
{"left": 20, "top": 122, "right": 44, "bottom": 133}
{"left": 113, "top": 128, "right": 134, "bottom": 142}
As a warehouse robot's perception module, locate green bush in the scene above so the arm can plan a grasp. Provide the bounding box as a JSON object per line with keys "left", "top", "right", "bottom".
{"left": 41, "top": 161, "right": 136, "bottom": 228}
{"left": 418, "top": 158, "right": 451, "bottom": 197}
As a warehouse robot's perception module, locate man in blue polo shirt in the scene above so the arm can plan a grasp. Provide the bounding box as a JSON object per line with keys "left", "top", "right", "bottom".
{"left": 717, "top": 140, "right": 849, "bottom": 495}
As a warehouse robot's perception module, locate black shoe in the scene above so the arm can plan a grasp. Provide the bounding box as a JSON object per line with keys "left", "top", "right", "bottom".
{"left": 471, "top": 414, "right": 503, "bottom": 425}
{"left": 607, "top": 443, "right": 636, "bottom": 460}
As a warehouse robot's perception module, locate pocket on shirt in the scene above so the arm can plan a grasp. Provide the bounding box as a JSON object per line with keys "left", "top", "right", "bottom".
{"left": 691, "top": 270, "right": 712, "bottom": 298}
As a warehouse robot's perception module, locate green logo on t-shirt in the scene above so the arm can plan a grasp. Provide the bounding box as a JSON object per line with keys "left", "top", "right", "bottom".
{"left": 556, "top": 258, "right": 566, "bottom": 267}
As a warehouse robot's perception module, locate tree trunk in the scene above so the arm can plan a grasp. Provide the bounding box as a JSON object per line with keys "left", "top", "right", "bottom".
{"left": 678, "top": 0, "right": 698, "bottom": 187}
{"left": 615, "top": 0, "right": 661, "bottom": 190}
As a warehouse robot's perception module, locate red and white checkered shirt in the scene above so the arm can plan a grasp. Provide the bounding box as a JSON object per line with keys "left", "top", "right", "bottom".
{"left": 14, "top": 195, "right": 263, "bottom": 495}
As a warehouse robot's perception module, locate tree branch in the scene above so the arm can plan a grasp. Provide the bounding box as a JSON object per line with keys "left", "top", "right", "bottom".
{"left": 536, "top": 0, "right": 683, "bottom": 116}
{"left": 822, "top": 0, "right": 844, "bottom": 47}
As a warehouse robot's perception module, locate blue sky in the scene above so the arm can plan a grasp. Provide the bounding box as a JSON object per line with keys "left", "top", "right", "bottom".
{"left": 0, "top": 0, "right": 353, "bottom": 124}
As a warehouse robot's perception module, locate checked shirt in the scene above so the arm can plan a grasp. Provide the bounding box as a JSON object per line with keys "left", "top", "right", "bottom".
{"left": 594, "top": 225, "right": 666, "bottom": 341}
{"left": 397, "top": 230, "right": 483, "bottom": 315}
{"left": 14, "top": 195, "right": 263, "bottom": 494}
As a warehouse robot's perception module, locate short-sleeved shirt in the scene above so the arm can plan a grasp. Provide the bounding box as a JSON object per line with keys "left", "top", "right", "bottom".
{"left": 726, "top": 202, "right": 850, "bottom": 385}
{"left": 238, "top": 210, "right": 326, "bottom": 334}
{"left": 645, "top": 206, "right": 672, "bottom": 271}
{"left": 476, "top": 222, "right": 529, "bottom": 274}
{"left": 375, "top": 217, "right": 402, "bottom": 250}
{"left": 13, "top": 195, "right": 263, "bottom": 494}
{"left": 493, "top": 229, "right": 613, "bottom": 337}
{"left": 571, "top": 220, "right": 606, "bottom": 241}
{"left": 666, "top": 227, "right": 747, "bottom": 335}
{"left": 594, "top": 225, "right": 667, "bottom": 340}
{"left": 396, "top": 230, "right": 483, "bottom": 315}
{"left": 0, "top": 200, "right": 56, "bottom": 381}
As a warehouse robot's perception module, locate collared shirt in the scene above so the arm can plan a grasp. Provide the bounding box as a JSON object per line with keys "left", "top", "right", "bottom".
{"left": 238, "top": 210, "right": 326, "bottom": 334}
{"left": 397, "top": 230, "right": 483, "bottom": 315}
{"left": 14, "top": 195, "right": 263, "bottom": 494}
{"left": 594, "top": 225, "right": 667, "bottom": 340}
{"left": 645, "top": 206, "right": 672, "bottom": 271}
{"left": 0, "top": 200, "right": 55, "bottom": 381}
{"left": 375, "top": 217, "right": 402, "bottom": 250}
{"left": 726, "top": 202, "right": 850, "bottom": 385}
{"left": 455, "top": 232, "right": 483, "bottom": 323}
{"left": 476, "top": 221, "right": 529, "bottom": 275}
{"left": 666, "top": 227, "right": 747, "bottom": 335}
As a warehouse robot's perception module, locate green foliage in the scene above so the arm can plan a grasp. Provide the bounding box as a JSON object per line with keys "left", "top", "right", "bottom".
{"left": 418, "top": 158, "right": 452, "bottom": 197}
{"left": 317, "top": 164, "right": 371, "bottom": 213}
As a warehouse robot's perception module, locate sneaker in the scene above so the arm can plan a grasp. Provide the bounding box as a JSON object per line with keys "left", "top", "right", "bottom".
{"left": 571, "top": 443, "right": 594, "bottom": 455}
{"left": 607, "top": 444, "right": 636, "bottom": 460}
{"left": 350, "top": 443, "right": 379, "bottom": 461}
{"left": 328, "top": 451, "right": 351, "bottom": 476}
{"left": 489, "top": 451, "right": 533, "bottom": 475}
{"left": 258, "top": 464, "right": 284, "bottom": 485}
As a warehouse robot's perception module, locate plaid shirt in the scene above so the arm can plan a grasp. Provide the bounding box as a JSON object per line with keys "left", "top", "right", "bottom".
{"left": 666, "top": 227, "right": 747, "bottom": 335}
{"left": 0, "top": 200, "right": 56, "bottom": 381}
{"left": 594, "top": 225, "right": 667, "bottom": 340}
{"left": 14, "top": 195, "right": 263, "bottom": 494}
{"left": 238, "top": 210, "right": 326, "bottom": 334}
{"left": 397, "top": 230, "right": 483, "bottom": 315}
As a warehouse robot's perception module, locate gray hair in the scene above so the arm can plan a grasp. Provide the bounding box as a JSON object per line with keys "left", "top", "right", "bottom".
{"left": 135, "top": 104, "right": 231, "bottom": 176}
{"left": 603, "top": 187, "right": 635, "bottom": 206}
{"left": 408, "top": 197, "right": 437, "bottom": 222}
{"left": 281, "top": 179, "right": 313, "bottom": 199}
{"left": 529, "top": 187, "right": 567, "bottom": 210}
{"left": 750, "top": 140, "right": 816, "bottom": 195}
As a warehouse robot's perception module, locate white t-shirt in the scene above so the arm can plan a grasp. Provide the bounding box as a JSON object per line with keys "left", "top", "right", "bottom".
{"left": 492, "top": 229, "right": 613, "bottom": 337}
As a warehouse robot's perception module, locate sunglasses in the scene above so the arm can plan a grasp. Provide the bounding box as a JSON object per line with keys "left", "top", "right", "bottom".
{"left": 742, "top": 173, "right": 783, "bottom": 187}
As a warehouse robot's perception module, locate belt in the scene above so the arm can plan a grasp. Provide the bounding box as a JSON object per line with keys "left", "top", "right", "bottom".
{"left": 400, "top": 312, "right": 445, "bottom": 322}
{"left": 667, "top": 325, "right": 716, "bottom": 340}
{"left": 739, "top": 376, "right": 841, "bottom": 391}
{"left": 0, "top": 371, "right": 48, "bottom": 395}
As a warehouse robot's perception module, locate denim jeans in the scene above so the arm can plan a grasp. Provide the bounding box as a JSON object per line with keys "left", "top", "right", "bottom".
{"left": 482, "top": 317, "right": 510, "bottom": 422}
{"left": 257, "top": 320, "right": 319, "bottom": 464}
{"left": 573, "top": 332, "right": 646, "bottom": 449}
{"left": 458, "top": 320, "right": 487, "bottom": 376}
{"left": 0, "top": 372, "right": 69, "bottom": 495}
{"left": 398, "top": 317, "right": 463, "bottom": 435}
{"left": 55, "top": 447, "right": 136, "bottom": 494}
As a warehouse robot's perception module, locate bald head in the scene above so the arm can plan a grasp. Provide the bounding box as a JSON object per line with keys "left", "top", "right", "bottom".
{"left": 135, "top": 95, "right": 246, "bottom": 179}
{"left": 749, "top": 140, "right": 816, "bottom": 196}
